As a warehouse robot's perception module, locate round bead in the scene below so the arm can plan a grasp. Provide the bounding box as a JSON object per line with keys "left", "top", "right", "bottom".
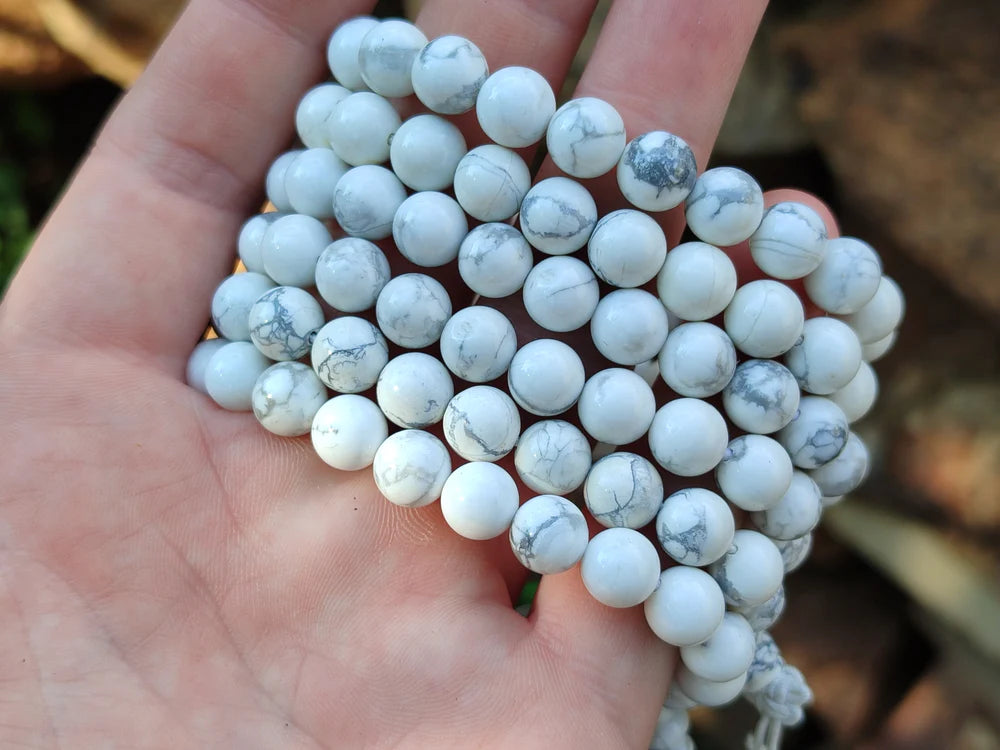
{"left": 265, "top": 150, "right": 301, "bottom": 212}
{"left": 389, "top": 114, "right": 467, "bottom": 192}
{"left": 186, "top": 338, "right": 228, "bottom": 394}
{"left": 648, "top": 398, "right": 729, "bottom": 477}
{"left": 841, "top": 275, "right": 905, "bottom": 344}
{"left": 724, "top": 280, "right": 805, "bottom": 358}
{"left": 205, "top": 341, "right": 271, "bottom": 411}
{"left": 372, "top": 429, "right": 451, "bottom": 507}
{"left": 411, "top": 35, "right": 488, "bottom": 114}
{"left": 716, "top": 434, "right": 794, "bottom": 512}
{"left": 211, "top": 272, "right": 276, "bottom": 341}
{"left": 634, "top": 358, "right": 660, "bottom": 387}
{"left": 777, "top": 396, "right": 849, "bottom": 469}
{"left": 775, "top": 534, "right": 813, "bottom": 573}
{"left": 519, "top": 177, "right": 597, "bottom": 255}
{"left": 785, "top": 317, "right": 863, "bottom": 395}
{"left": 251, "top": 361, "right": 328, "bottom": 437}
{"left": 440, "top": 462, "right": 519, "bottom": 540}
{"left": 644, "top": 566, "right": 726, "bottom": 647}
{"left": 238, "top": 212, "right": 285, "bottom": 275}
{"left": 284, "top": 148, "right": 349, "bottom": 219}
{"left": 584, "top": 452, "right": 663, "bottom": 529}
{"left": 453, "top": 145, "right": 531, "bottom": 222}
{"left": 375, "top": 273, "right": 452, "bottom": 349}
{"left": 392, "top": 192, "right": 468, "bottom": 268}
{"left": 476, "top": 66, "right": 555, "bottom": 148}
{"left": 326, "top": 91, "right": 400, "bottom": 166}
{"left": 358, "top": 19, "right": 427, "bottom": 97}
{"left": 751, "top": 471, "right": 823, "bottom": 541}
{"left": 829, "top": 360, "right": 878, "bottom": 423}
{"left": 723, "top": 359, "right": 801, "bottom": 435}
{"left": 375, "top": 352, "right": 454, "bottom": 428}
{"left": 295, "top": 83, "right": 349, "bottom": 148}
{"left": 507, "top": 339, "right": 585, "bottom": 416}
{"left": 458, "top": 223, "right": 533, "bottom": 298}
{"left": 514, "top": 420, "right": 592, "bottom": 495}
{"left": 315, "top": 237, "right": 391, "bottom": 314}
{"left": 680, "top": 612, "right": 756, "bottom": 683}
{"left": 684, "top": 167, "right": 765, "bottom": 247}
{"left": 657, "top": 242, "right": 737, "bottom": 321}
{"left": 443, "top": 386, "right": 521, "bottom": 462}
{"left": 804, "top": 236, "right": 882, "bottom": 314}
{"left": 311, "top": 317, "right": 389, "bottom": 393}
{"left": 546, "top": 97, "right": 626, "bottom": 179}
{"left": 332, "top": 165, "right": 407, "bottom": 240}
{"left": 657, "top": 322, "right": 736, "bottom": 398}
{"left": 591, "top": 289, "right": 670, "bottom": 366}
{"left": 709, "top": 529, "right": 784, "bottom": 608}
{"left": 439, "top": 306, "right": 517, "bottom": 383}
{"left": 656, "top": 488, "right": 735, "bottom": 566}
{"left": 261, "top": 214, "right": 332, "bottom": 287}
{"left": 327, "top": 16, "right": 379, "bottom": 90}
{"left": 675, "top": 667, "right": 747, "bottom": 707}
{"left": 738, "top": 587, "right": 786, "bottom": 632}
{"left": 522, "top": 256, "right": 599, "bottom": 333}
{"left": 248, "top": 286, "right": 325, "bottom": 361}
{"left": 509, "top": 494, "right": 589, "bottom": 574}
{"left": 809, "top": 431, "right": 869, "bottom": 496}
{"left": 311, "top": 395, "right": 387, "bottom": 471}
{"left": 578, "top": 368, "right": 657, "bottom": 445}
{"left": 587, "top": 209, "right": 667, "bottom": 288}
{"left": 863, "top": 329, "right": 898, "bottom": 362}
{"left": 617, "top": 131, "right": 697, "bottom": 212}
{"left": 749, "top": 201, "right": 828, "bottom": 279}
{"left": 581, "top": 528, "right": 661, "bottom": 608}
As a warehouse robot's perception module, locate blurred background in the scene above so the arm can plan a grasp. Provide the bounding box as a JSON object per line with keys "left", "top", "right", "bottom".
{"left": 1, "top": 0, "right": 998, "bottom": 747}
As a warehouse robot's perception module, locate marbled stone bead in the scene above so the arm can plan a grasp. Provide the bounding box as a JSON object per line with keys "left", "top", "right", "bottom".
{"left": 684, "top": 167, "right": 764, "bottom": 247}
{"left": 738, "top": 587, "right": 786, "bottom": 632}
{"left": 251, "top": 361, "right": 328, "bottom": 437}
{"left": 724, "top": 280, "right": 805, "bottom": 359}
{"left": 750, "top": 471, "right": 823, "bottom": 541}
{"left": 774, "top": 534, "right": 813, "bottom": 574}
{"left": 439, "top": 306, "right": 517, "bottom": 383}
{"left": 411, "top": 35, "right": 488, "bottom": 115}
{"left": 265, "top": 150, "right": 302, "bottom": 212}
{"left": 829, "top": 360, "right": 878, "bottom": 423}
{"left": 584, "top": 451, "right": 663, "bottom": 529}
{"left": 809, "top": 431, "right": 870, "bottom": 496}
{"left": 519, "top": 177, "right": 597, "bottom": 255}
{"left": 644, "top": 566, "right": 726, "bottom": 647}
{"left": 546, "top": 97, "right": 626, "bottom": 179}
{"left": 514, "top": 419, "right": 592, "bottom": 495}
{"left": 776, "top": 396, "right": 849, "bottom": 469}
{"left": 284, "top": 148, "right": 349, "bottom": 219}
{"left": 581, "top": 528, "right": 661, "bottom": 608}
{"left": 392, "top": 191, "right": 468, "bottom": 267}
{"left": 617, "top": 131, "right": 697, "bottom": 212}
{"left": 443, "top": 385, "right": 521, "bottom": 462}
{"left": 784, "top": 317, "right": 863, "bottom": 395}
{"left": 311, "top": 394, "right": 388, "bottom": 471}
{"left": 591, "top": 289, "right": 670, "bottom": 366}
{"left": 211, "top": 272, "right": 276, "bottom": 341}
{"left": 509, "top": 494, "right": 589, "bottom": 575}
{"left": 476, "top": 66, "right": 556, "bottom": 148}
{"left": 457, "top": 223, "right": 534, "bottom": 298}
{"left": 186, "top": 338, "right": 228, "bottom": 394}
{"left": 238, "top": 212, "right": 285, "bottom": 275}
{"left": 804, "top": 236, "right": 882, "bottom": 314}
{"left": 657, "top": 241, "right": 737, "bottom": 321}
{"left": 709, "top": 529, "right": 784, "bottom": 608}
{"left": 205, "top": 341, "right": 272, "bottom": 411}
{"left": 327, "top": 91, "right": 400, "bottom": 166}
{"left": 587, "top": 209, "right": 667, "bottom": 288}
{"left": 648, "top": 398, "right": 729, "bottom": 477}
{"left": 327, "top": 16, "right": 379, "bottom": 90}
{"left": 658, "top": 322, "right": 736, "bottom": 398}
{"left": 507, "top": 338, "right": 585, "bottom": 416}
{"left": 680, "top": 612, "right": 756, "bottom": 683}
{"left": 675, "top": 666, "right": 747, "bottom": 708}
{"left": 578, "top": 368, "right": 657, "bottom": 445}
{"left": 358, "top": 19, "right": 427, "bottom": 97}
{"left": 373, "top": 429, "right": 451, "bottom": 507}
{"left": 749, "top": 201, "right": 828, "bottom": 280}
{"left": 389, "top": 114, "right": 467, "bottom": 192}
{"left": 295, "top": 83, "right": 349, "bottom": 148}
{"left": 332, "top": 165, "right": 407, "bottom": 240}
{"left": 248, "top": 286, "right": 325, "bottom": 361}
{"left": 656, "top": 488, "right": 735, "bottom": 567}
{"left": 310, "top": 317, "right": 389, "bottom": 393}
{"left": 841, "top": 275, "right": 905, "bottom": 344}
{"left": 522, "top": 256, "right": 599, "bottom": 333}
{"left": 440, "top": 461, "right": 519, "bottom": 540}
{"left": 453, "top": 144, "right": 531, "bottom": 222}
{"left": 261, "top": 214, "right": 332, "bottom": 287}
{"left": 715, "top": 434, "right": 794, "bottom": 512}
{"left": 375, "top": 352, "right": 454, "bottom": 428}
{"left": 315, "top": 237, "right": 391, "bottom": 313}
{"left": 862, "top": 329, "right": 898, "bottom": 363}
{"left": 723, "top": 359, "right": 801, "bottom": 435}
{"left": 375, "top": 273, "right": 452, "bottom": 349}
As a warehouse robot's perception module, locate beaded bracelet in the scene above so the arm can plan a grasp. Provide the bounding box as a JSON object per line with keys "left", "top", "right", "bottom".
{"left": 186, "top": 15, "right": 906, "bottom": 750}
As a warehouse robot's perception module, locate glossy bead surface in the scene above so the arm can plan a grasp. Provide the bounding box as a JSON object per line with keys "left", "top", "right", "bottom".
{"left": 785, "top": 317, "right": 863, "bottom": 395}
{"left": 211, "top": 272, "right": 276, "bottom": 341}
{"left": 453, "top": 144, "right": 531, "bottom": 222}
{"left": 680, "top": 612, "right": 756, "bottom": 683}
{"left": 829, "top": 360, "right": 878, "bottom": 423}
{"left": 644, "top": 566, "right": 726, "bottom": 647}
{"left": 804, "top": 236, "right": 882, "bottom": 314}
{"left": 546, "top": 97, "right": 626, "bottom": 179}
{"left": 509, "top": 494, "right": 589, "bottom": 574}
{"left": 750, "top": 471, "right": 823, "bottom": 541}
{"left": 358, "top": 19, "right": 427, "bottom": 97}
{"left": 809, "top": 431, "right": 869, "bottom": 496}
{"left": 749, "top": 201, "right": 828, "bottom": 279}
{"left": 476, "top": 66, "right": 555, "bottom": 148}
{"left": 373, "top": 429, "right": 451, "bottom": 507}
{"left": 261, "top": 214, "right": 332, "bottom": 287}
{"left": 443, "top": 386, "right": 521, "bottom": 462}
{"left": 375, "top": 273, "right": 452, "bottom": 349}
{"left": 775, "top": 534, "right": 813, "bottom": 573}
{"left": 439, "top": 306, "right": 516, "bottom": 383}
{"left": 656, "top": 488, "right": 735, "bottom": 566}
{"left": 326, "top": 91, "right": 400, "bottom": 166}
{"left": 738, "top": 587, "right": 786, "bottom": 632}
{"left": 587, "top": 209, "right": 667, "bottom": 288}
{"left": 715, "top": 434, "right": 794, "bottom": 512}
{"left": 522, "top": 256, "right": 599, "bottom": 332}
{"left": 507, "top": 339, "right": 585, "bottom": 416}
{"left": 238, "top": 212, "right": 285, "bottom": 275}
{"left": 841, "top": 275, "right": 905, "bottom": 344}
{"left": 578, "top": 368, "right": 657, "bottom": 445}
{"left": 315, "top": 237, "right": 391, "bottom": 313}
{"left": 519, "top": 177, "right": 597, "bottom": 255}
{"left": 248, "top": 286, "right": 325, "bottom": 361}
{"left": 389, "top": 114, "right": 467, "bottom": 192}
{"left": 684, "top": 167, "right": 764, "bottom": 247}
{"left": 862, "top": 329, "right": 898, "bottom": 362}
{"left": 284, "top": 148, "right": 349, "bottom": 219}
{"left": 514, "top": 420, "right": 592, "bottom": 495}
{"left": 186, "top": 338, "right": 228, "bottom": 394}
{"left": 584, "top": 451, "right": 663, "bottom": 529}
{"left": 327, "top": 16, "right": 379, "bottom": 90}
{"left": 295, "top": 83, "right": 349, "bottom": 148}
{"left": 723, "top": 359, "right": 801, "bottom": 435}
{"left": 458, "top": 223, "right": 534, "bottom": 298}
{"left": 581, "top": 528, "right": 661, "bottom": 608}
{"left": 311, "top": 317, "right": 389, "bottom": 393}
{"left": 675, "top": 667, "right": 747, "bottom": 707}
{"left": 411, "top": 35, "right": 488, "bottom": 114}
{"left": 591, "top": 289, "right": 670, "bottom": 366}
{"left": 648, "top": 398, "right": 729, "bottom": 477}
{"left": 658, "top": 322, "right": 736, "bottom": 398}
{"left": 617, "top": 131, "right": 697, "bottom": 212}
{"left": 777, "top": 396, "right": 849, "bottom": 469}
{"left": 332, "top": 165, "right": 407, "bottom": 240}
{"left": 251, "top": 361, "right": 328, "bottom": 437}
{"left": 709, "top": 529, "right": 784, "bottom": 608}
{"left": 375, "top": 352, "right": 454, "bottom": 428}
{"left": 265, "top": 150, "right": 301, "bottom": 212}
{"left": 392, "top": 191, "right": 468, "bottom": 267}
{"left": 440, "top": 462, "right": 519, "bottom": 540}
{"left": 657, "top": 242, "right": 737, "bottom": 321}
{"left": 205, "top": 341, "right": 272, "bottom": 411}
{"left": 724, "top": 280, "right": 805, "bottom": 358}
{"left": 311, "top": 394, "right": 388, "bottom": 471}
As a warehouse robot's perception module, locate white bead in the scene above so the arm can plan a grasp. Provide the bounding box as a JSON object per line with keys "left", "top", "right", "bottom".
{"left": 634, "top": 358, "right": 661, "bottom": 386}
{"left": 392, "top": 191, "right": 468, "bottom": 267}
{"left": 648, "top": 398, "right": 729, "bottom": 477}
{"left": 656, "top": 488, "right": 735, "bottom": 566}
{"left": 663, "top": 684, "right": 699, "bottom": 711}
{"left": 265, "top": 150, "right": 302, "bottom": 212}
{"left": 777, "top": 396, "right": 849, "bottom": 469}
{"left": 546, "top": 97, "right": 626, "bottom": 179}
{"left": 617, "top": 131, "right": 697, "bottom": 212}
{"left": 680, "top": 612, "right": 756, "bottom": 683}
{"left": 738, "top": 587, "right": 786, "bottom": 631}
{"left": 443, "top": 386, "right": 521, "bottom": 462}
{"left": 315, "top": 237, "right": 391, "bottom": 313}
{"left": 458, "top": 223, "right": 534, "bottom": 298}
{"left": 372, "top": 429, "right": 451, "bottom": 507}
{"left": 684, "top": 167, "right": 764, "bottom": 247}
{"left": 476, "top": 66, "right": 555, "bottom": 148}
{"left": 211, "top": 272, "right": 276, "bottom": 341}
{"left": 675, "top": 666, "right": 747, "bottom": 707}
{"left": 285, "top": 148, "right": 349, "bottom": 219}
{"left": 358, "top": 19, "right": 427, "bottom": 98}
{"left": 251, "top": 361, "right": 328, "bottom": 437}
{"left": 453, "top": 145, "right": 531, "bottom": 222}
{"left": 204, "top": 341, "right": 273, "bottom": 411}
{"left": 581, "top": 528, "right": 661, "bottom": 608}
{"left": 507, "top": 339, "right": 585, "bottom": 416}
{"left": 261, "top": 214, "right": 332, "bottom": 287}
{"left": 584, "top": 451, "right": 663, "bottom": 529}
{"left": 809, "top": 431, "right": 869, "bottom": 496}
{"left": 775, "top": 534, "right": 813, "bottom": 573}
{"left": 326, "top": 91, "right": 400, "bottom": 166}
{"left": 519, "top": 177, "right": 597, "bottom": 255}
{"left": 248, "top": 286, "right": 324, "bottom": 361}
{"left": 311, "top": 394, "right": 387, "bottom": 471}
{"left": 751, "top": 471, "right": 822, "bottom": 540}
{"left": 578, "top": 368, "right": 657, "bottom": 445}
{"left": 724, "top": 280, "right": 805, "bottom": 358}
{"left": 186, "top": 338, "right": 228, "bottom": 394}
{"left": 440, "top": 462, "right": 519, "bottom": 540}
{"left": 238, "top": 212, "right": 285, "bottom": 274}
{"left": 411, "top": 35, "right": 488, "bottom": 115}
{"left": 657, "top": 322, "right": 736, "bottom": 398}
{"left": 821, "top": 493, "right": 845, "bottom": 508}
{"left": 389, "top": 114, "right": 467, "bottom": 192}
{"left": 439, "top": 306, "right": 517, "bottom": 383}
{"left": 375, "top": 273, "right": 452, "bottom": 349}
{"left": 587, "top": 209, "right": 667, "bottom": 288}
{"left": 784, "top": 317, "right": 862, "bottom": 395}
{"left": 716, "top": 434, "right": 794, "bottom": 512}
{"left": 376, "top": 352, "right": 454, "bottom": 428}
{"left": 750, "top": 201, "right": 828, "bottom": 279}
{"left": 311, "top": 317, "right": 389, "bottom": 393}
{"left": 657, "top": 242, "right": 737, "bottom": 321}
{"left": 332, "top": 165, "right": 407, "bottom": 240}
{"left": 591, "top": 289, "right": 670, "bottom": 366}
{"left": 514, "top": 420, "right": 592, "bottom": 495}
{"left": 509, "top": 494, "right": 588, "bottom": 574}
{"left": 327, "top": 16, "right": 379, "bottom": 90}
{"left": 862, "top": 329, "right": 898, "bottom": 362}
{"left": 804, "top": 236, "right": 882, "bottom": 314}
{"left": 644, "top": 566, "right": 726, "bottom": 646}
{"left": 841, "top": 275, "right": 905, "bottom": 344}
{"left": 522, "top": 256, "right": 599, "bottom": 333}
{"left": 295, "top": 83, "right": 350, "bottom": 148}
{"left": 829, "top": 360, "right": 878, "bottom": 423}
{"left": 723, "top": 359, "right": 801, "bottom": 435}
{"left": 709, "top": 529, "right": 784, "bottom": 608}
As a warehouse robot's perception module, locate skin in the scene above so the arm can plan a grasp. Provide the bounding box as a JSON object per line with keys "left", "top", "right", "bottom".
{"left": 0, "top": 0, "right": 838, "bottom": 747}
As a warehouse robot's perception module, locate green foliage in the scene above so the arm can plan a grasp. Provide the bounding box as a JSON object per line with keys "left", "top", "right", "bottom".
{"left": 0, "top": 162, "right": 33, "bottom": 295}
